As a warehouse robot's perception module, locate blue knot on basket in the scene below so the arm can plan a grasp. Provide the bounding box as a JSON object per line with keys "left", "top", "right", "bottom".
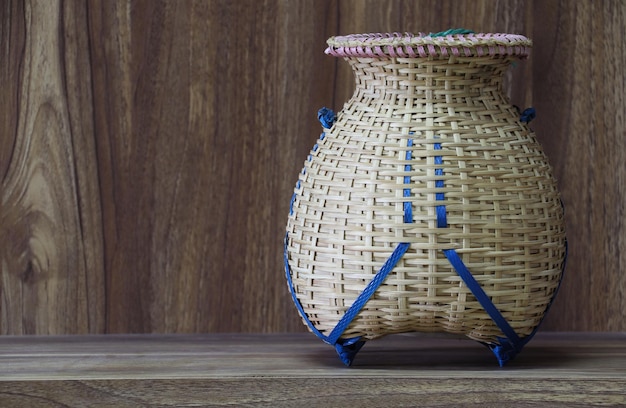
{"left": 519, "top": 107, "right": 536, "bottom": 123}
{"left": 318, "top": 107, "right": 336, "bottom": 129}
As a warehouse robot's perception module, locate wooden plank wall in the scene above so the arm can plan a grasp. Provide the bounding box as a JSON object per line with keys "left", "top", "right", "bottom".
{"left": 0, "top": 0, "right": 624, "bottom": 335}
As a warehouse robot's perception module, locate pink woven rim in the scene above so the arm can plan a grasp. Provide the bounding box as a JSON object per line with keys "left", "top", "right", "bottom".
{"left": 325, "top": 32, "right": 532, "bottom": 58}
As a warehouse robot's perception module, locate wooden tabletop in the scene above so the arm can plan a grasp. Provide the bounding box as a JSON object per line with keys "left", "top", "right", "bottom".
{"left": 0, "top": 332, "right": 625, "bottom": 407}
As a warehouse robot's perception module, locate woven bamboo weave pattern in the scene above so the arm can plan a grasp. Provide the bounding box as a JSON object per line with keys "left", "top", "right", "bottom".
{"left": 285, "top": 33, "right": 566, "bottom": 346}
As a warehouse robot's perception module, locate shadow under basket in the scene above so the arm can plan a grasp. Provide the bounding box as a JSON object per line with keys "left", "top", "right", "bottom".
{"left": 284, "top": 31, "right": 567, "bottom": 367}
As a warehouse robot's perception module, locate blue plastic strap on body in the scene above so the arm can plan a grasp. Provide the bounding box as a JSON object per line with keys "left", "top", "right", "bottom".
{"left": 443, "top": 248, "right": 523, "bottom": 365}
{"left": 289, "top": 180, "right": 301, "bottom": 216}
{"left": 284, "top": 233, "right": 328, "bottom": 341}
{"left": 326, "top": 137, "right": 415, "bottom": 358}
{"left": 283, "top": 108, "right": 340, "bottom": 345}
{"left": 403, "top": 139, "right": 414, "bottom": 223}
{"left": 327, "top": 241, "right": 411, "bottom": 346}
{"left": 434, "top": 142, "right": 447, "bottom": 228}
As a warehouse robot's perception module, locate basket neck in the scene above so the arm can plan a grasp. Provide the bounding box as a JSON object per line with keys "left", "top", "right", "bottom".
{"left": 346, "top": 56, "right": 514, "bottom": 104}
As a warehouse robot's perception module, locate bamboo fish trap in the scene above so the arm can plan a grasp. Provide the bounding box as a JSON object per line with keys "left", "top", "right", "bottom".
{"left": 284, "top": 31, "right": 567, "bottom": 366}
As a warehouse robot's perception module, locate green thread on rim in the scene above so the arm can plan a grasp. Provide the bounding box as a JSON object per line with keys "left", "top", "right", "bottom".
{"left": 429, "top": 28, "right": 475, "bottom": 37}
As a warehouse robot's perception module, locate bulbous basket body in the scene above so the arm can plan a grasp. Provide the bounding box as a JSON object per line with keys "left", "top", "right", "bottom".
{"left": 284, "top": 32, "right": 567, "bottom": 366}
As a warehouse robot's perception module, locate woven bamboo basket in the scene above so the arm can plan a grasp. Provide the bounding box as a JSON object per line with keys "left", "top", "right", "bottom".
{"left": 284, "top": 31, "right": 567, "bottom": 366}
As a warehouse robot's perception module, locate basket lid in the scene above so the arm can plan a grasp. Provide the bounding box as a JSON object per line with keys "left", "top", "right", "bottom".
{"left": 325, "top": 31, "right": 532, "bottom": 59}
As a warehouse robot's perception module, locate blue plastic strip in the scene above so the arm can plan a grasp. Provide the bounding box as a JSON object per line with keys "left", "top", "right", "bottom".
{"left": 283, "top": 110, "right": 339, "bottom": 345}
{"left": 289, "top": 180, "right": 301, "bottom": 216}
{"left": 443, "top": 249, "right": 521, "bottom": 344}
{"left": 327, "top": 242, "right": 411, "bottom": 346}
{"left": 327, "top": 137, "right": 415, "bottom": 362}
{"left": 434, "top": 142, "right": 447, "bottom": 228}
{"left": 284, "top": 233, "right": 328, "bottom": 341}
{"left": 443, "top": 248, "right": 525, "bottom": 366}
{"left": 403, "top": 139, "right": 414, "bottom": 223}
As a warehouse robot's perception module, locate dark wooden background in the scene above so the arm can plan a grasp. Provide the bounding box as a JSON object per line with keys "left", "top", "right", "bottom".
{"left": 1, "top": 0, "right": 624, "bottom": 335}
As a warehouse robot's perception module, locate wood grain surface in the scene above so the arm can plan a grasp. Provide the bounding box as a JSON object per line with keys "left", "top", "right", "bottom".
{"left": 531, "top": 0, "right": 626, "bottom": 332}
{"left": 0, "top": 0, "right": 105, "bottom": 334}
{"left": 0, "top": 1, "right": 624, "bottom": 335}
{"left": 0, "top": 333, "right": 624, "bottom": 406}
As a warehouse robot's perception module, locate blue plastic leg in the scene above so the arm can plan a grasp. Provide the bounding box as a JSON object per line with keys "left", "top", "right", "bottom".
{"left": 485, "top": 337, "right": 524, "bottom": 367}
{"left": 334, "top": 337, "right": 366, "bottom": 366}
